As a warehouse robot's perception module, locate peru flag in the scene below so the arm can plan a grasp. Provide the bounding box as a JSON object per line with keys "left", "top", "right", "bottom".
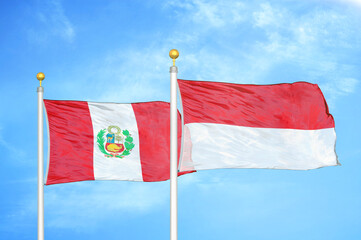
{"left": 44, "top": 100, "right": 186, "bottom": 185}
{"left": 178, "top": 79, "right": 338, "bottom": 172}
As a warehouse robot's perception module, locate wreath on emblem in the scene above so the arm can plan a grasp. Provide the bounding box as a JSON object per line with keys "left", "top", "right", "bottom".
{"left": 97, "top": 126, "right": 135, "bottom": 158}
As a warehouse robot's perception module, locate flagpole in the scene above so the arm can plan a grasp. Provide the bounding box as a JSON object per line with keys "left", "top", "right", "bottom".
{"left": 37, "top": 72, "right": 45, "bottom": 240}
{"left": 169, "top": 49, "right": 179, "bottom": 240}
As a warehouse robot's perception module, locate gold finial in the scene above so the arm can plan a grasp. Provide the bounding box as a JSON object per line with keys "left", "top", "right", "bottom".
{"left": 36, "top": 72, "right": 45, "bottom": 86}
{"left": 169, "top": 49, "right": 179, "bottom": 66}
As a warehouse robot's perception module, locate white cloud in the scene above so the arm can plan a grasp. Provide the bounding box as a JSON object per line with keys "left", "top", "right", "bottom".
{"left": 0, "top": 127, "right": 26, "bottom": 160}
{"left": 333, "top": 0, "right": 361, "bottom": 7}
{"left": 320, "top": 77, "right": 359, "bottom": 107}
{"left": 5, "top": 181, "right": 169, "bottom": 231}
{"left": 58, "top": 47, "right": 173, "bottom": 103}
{"left": 178, "top": 170, "right": 294, "bottom": 214}
{"left": 44, "top": 182, "right": 168, "bottom": 229}
{"left": 115, "top": 1, "right": 361, "bottom": 108}
{"left": 165, "top": 0, "right": 246, "bottom": 28}
{"left": 248, "top": 3, "right": 361, "bottom": 106}
{"left": 28, "top": 0, "right": 75, "bottom": 43}
{"left": 338, "top": 78, "right": 358, "bottom": 93}
{"left": 51, "top": 1, "right": 359, "bottom": 108}
{"left": 253, "top": 2, "right": 284, "bottom": 27}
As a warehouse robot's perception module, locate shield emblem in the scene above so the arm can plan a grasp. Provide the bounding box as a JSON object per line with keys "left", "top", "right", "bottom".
{"left": 105, "top": 142, "right": 125, "bottom": 154}
{"left": 97, "top": 125, "right": 135, "bottom": 159}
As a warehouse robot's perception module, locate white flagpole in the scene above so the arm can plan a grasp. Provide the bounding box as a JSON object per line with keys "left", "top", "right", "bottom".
{"left": 169, "top": 49, "right": 179, "bottom": 240}
{"left": 37, "top": 72, "right": 45, "bottom": 240}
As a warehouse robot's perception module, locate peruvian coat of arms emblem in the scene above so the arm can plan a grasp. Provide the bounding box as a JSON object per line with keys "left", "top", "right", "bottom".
{"left": 97, "top": 125, "right": 135, "bottom": 158}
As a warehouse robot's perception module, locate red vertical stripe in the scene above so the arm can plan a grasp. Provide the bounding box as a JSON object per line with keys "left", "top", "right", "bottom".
{"left": 44, "top": 100, "right": 95, "bottom": 185}
{"left": 132, "top": 102, "right": 189, "bottom": 182}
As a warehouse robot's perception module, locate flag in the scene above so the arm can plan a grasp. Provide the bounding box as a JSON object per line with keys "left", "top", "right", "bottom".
{"left": 177, "top": 79, "right": 338, "bottom": 172}
{"left": 44, "top": 100, "right": 188, "bottom": 185}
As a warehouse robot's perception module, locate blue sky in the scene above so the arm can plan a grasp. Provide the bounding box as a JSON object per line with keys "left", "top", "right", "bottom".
{"left": 1, "top": 0, "right": 361, "bottom": 239}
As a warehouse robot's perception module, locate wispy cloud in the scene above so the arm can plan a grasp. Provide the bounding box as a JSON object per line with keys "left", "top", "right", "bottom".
{"left": 253, "top": 2, "right": 285, "bottom": 28}
{"left": 163, "top": 1, "right": 361, "bottom": 108}
{"left": 319, "top": 77, "right": 358, "bottom": 106}
{"left": 45, "top": 182, "right": 168, "bottom": 229}
{"left": 0, "top": 127, "right": 26, "bottom": 160}
{"left": 165, "top": 0, "right": 246, "bottom": 28}
{"left": 5, "top": 181, "right": 169, "bottom": 231}
{"left": 51, "top": 46, "right": 173, "bottom": 103}
{"left": 251, "top": 3, "right": 360, "bottom": 107}
{"left": 332, "top": 0, "right": 361, "bottom": 8}
{"left": 49, "top": 0, "right": 359, "bottom": 109}
{"left": 28, "top": 0, "right": 75, "bottom": 43}
{"left": 178, "top": 170, "right": 295, "bottom": 221}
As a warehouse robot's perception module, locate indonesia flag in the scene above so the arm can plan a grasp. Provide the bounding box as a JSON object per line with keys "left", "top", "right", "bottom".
{"left": 178, "top": 79, "right": 339, "bottom": 172}
{"left": 44, "top": 100, "right": 186, "bottom": 185}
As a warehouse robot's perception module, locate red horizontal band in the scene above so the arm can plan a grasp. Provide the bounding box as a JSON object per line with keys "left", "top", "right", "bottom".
{"left": 178, "top": 80, "right": 335, "bottom": 130}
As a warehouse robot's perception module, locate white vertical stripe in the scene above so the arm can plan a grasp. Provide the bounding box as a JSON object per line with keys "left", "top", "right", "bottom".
{"left": 180, "top": 123, "right": 338, "bottom": 171}
{"left": 88, "top": 102, "right": 143, "bottom": 181}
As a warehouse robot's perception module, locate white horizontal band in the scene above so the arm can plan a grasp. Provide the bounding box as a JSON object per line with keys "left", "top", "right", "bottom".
{"left": 180, "top": 123, "right": 338, "bottom": 171}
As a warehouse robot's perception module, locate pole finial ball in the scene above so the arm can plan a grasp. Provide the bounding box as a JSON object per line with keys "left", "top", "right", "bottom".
{"left": 37, "top": 72, "right": 45, "bottom": 81}
{"left": 169, "top": 49, "right": 179, "bottom": 60}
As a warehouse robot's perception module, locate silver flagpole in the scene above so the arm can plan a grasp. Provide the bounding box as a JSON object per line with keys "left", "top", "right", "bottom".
{"left": 37, "top": 72, "right": 45, "bottom": 240}
{"left": 169, "top": 49, "right": 179, "bottom": 240}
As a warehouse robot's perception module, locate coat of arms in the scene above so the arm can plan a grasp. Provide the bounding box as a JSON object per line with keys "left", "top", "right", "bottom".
{"left": 97, "top": 125, "right": 135, "bottom": 158}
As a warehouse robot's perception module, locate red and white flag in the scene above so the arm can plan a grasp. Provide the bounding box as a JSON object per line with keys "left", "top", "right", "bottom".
{"left": 44, "top": 100, "right": 187, "bottom": 185}
{"left": 178, "top": 79, "right": 339, "bottom": 172}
